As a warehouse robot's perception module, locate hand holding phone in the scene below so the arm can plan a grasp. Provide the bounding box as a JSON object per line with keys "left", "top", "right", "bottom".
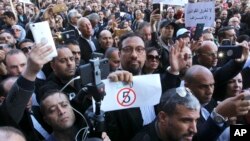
{"left": 153, "top": 3, "right": 162, "bottom": 14}
{"left": 193, "top": 23, "right": 205, "bottom": 41}
{"left": 29, "top": 21, "right": 57, "bottom": 61}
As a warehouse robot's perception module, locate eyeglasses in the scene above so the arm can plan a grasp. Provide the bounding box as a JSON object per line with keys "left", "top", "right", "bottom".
{"left": 121, "top": 46, "right": 145, "bottom": 54}
{"left": 21, "top": 46, "right": 32, "bottom": 53}
{"left": 76, "top": 16, "right": 81, "bottom": 19}
{"left": 147, "top": 54, "right": 160, "bottom": 61}
{"left": 200, "top": 52, "right": 218, "bottom": 57}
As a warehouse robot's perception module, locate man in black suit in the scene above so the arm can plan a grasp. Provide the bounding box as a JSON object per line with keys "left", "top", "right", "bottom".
{"left": 16, "top": 4, "right": 28, "bottom": 28}
{"left": 65, "top": 9, "right": 82, "bottom": 40}
{"left": 77, "top": 17, "right": 99, "bottom": 63}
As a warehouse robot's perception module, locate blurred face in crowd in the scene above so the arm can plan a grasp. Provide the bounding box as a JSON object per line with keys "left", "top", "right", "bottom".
{"left": 41, "top": 93, "right": 76, "bottom": 131}
{"left": 216, "top": 19, "right": 222, "bottom": 28}
{"left": 0, "top": 32, "right": 16, "bottom": 47}
{"left": 202, "top": 33, "right": 214, "bottom": 42}
{"left": 51, "top": 48, "right": 76, "bottom": 81}
{"left": 120, "top": 36, "right": 146, "bottom": 75}
{"left": 3, "top": 15, "right": 12, "bottom": 25}
{"left": 78, "top": 18, "right": 93, "bottom": 39}
{"left": 16, "top": 5, "right": 23, "bottom": 15}
{"left": 167, "top": 8, "right": 175, "bottom": 18}
{"left": 108, "top": 49, "right": 120, "bottom": 71}
{"left": 67, "top": 44, "right": 81, "bottom": 67}
{"left": 180, "top": 47, "right": 192, "bottom": 77}
{"left": 70, "top": 12, "right": 81, "bottom": 26}
{"left": 161, "top": 25, "right": 174, "bottom": 40}
{"left": 19, "top": 41, "right": 34, "bottom": 56}
{"left": 91, "top": 3, "right": 99, "bottom": 12}
{"left": 99, "top": 30, "right": 113, "bottom": 50}
{"left": 220, "top": 10, "right": 228, "bottom": 20}
{"left": 229, "top": 17, "right": 240, "bottom": 28}
{"left": 226, "top": 73, "right": 243, "bottom": 98}
{"left": 5, "top": 52, "right": 27, "bottom": 76}
{"left": 224, "top": 29, "right": 237, "bottom": 43}
{"left": 12, "top": 25, "right": 22, "bottom": 39}
{"left": 98, "top": 11, "right": 104, "bottom": 21}
{"left": 144, "top": 49, "right": 160, "bottom": 72}
{"left": 186, "top": 68, "right": 215, "bottom": 105}
{"left": 141, "top": 26, "right": 152, "bottom": 41}
{"left": 160, "top": 105, "right": 199, "bottom": 141}
{"left": 197, "top": 41, "right": 218, "bottom": 68}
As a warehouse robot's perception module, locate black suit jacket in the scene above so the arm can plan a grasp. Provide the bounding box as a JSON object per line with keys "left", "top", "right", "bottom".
{"left": 65, "top": 24, "right": 80, "bottom": 40}
{"left": 78, "top": 36, "right": 99, "bottom": 63}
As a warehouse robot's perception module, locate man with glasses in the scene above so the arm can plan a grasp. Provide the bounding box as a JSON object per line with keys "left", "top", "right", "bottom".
{"left": 105, "top": 32, "right": 184, "bottom": 141}
{"left": 131, "top": 87, "right": 201, "bottom": 141}
{"left": 194, "top": 39, "right": 249, "bottom": 99}
{"left": 196, "top": 41, "right": 218, "bottom": 69}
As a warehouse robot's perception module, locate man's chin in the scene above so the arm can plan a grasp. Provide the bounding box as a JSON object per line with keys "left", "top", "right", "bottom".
{"left": 127, "top": 67, "right": 141, "bottom": 75}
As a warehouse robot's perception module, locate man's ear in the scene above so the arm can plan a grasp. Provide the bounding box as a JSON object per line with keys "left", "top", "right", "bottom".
{"left": 158, "top": 111, "right": 168, "bottom": 126}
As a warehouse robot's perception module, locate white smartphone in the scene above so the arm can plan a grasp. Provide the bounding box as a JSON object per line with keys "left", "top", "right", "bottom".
{"left": 29, "top": 21, "right": 57, "bottom": 60}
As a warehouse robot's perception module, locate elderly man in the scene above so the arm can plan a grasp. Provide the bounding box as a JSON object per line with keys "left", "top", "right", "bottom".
{"left": 77, "top": 17, "right": 99, "bottom": 63}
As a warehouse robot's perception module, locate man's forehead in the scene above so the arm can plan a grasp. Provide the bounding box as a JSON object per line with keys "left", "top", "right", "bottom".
{"left": 122, "top": 36, "right": 144, "bottom": 46}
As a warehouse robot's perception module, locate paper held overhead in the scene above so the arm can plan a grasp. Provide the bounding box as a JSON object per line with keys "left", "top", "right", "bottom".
{"left": 152, "top": 0, "right": 188, "bottom": 6}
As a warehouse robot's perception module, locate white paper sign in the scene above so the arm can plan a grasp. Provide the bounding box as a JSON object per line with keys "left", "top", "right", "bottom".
{"left": 185, "top": 1, "right": 215, "bottom": 27}
{"left": 19, "top": 0, "right": 32, "bottom": 4}
{"left": 153, "top": 0, "right": 188, "bottom": 6}
{"left": 97, "top": 74, "right": 162, "bottom": 112}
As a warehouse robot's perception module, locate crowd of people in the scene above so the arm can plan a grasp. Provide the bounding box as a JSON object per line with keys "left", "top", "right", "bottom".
{"left": 1, "top": 0, "right": 250, "bottom": 141}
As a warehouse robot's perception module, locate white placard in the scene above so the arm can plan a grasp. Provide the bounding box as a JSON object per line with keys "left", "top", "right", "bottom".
{"left": 185, "top": 1, "right": 215, "bottom": 27}
{"left": 153, "top": 0, "right": 188, "bottom": 6}
{"left": 19, "top": 0, "right": 32, "bottom": 4}
{"left": 96, "top": 74, "right": 162, "bottom": 112}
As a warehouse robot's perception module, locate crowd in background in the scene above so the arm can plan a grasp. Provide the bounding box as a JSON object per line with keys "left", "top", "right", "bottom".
{"left": 1, "top": 0, "right": 250, "bottom": 141}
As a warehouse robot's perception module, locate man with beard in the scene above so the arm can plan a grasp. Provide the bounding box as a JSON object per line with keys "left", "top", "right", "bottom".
{"left": 131, "top": 87, "right": 201, "bottom": 141}
{"left": 105, "top": 32, "right": 184, "bottom": 141}
{"left": 40, "top": 46, "right": 78, "bottom": 98}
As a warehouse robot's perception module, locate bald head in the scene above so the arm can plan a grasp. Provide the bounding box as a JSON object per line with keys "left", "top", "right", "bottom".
{"left": 98, "top": 30, "right": 113, "bottom": 49}
{"left": 0, "top": 126, "right": 26, "bottom": 141}
{"left": 184, "top": 65, "right": 213, "bottom": 84}
{"left": 197, "top": 41, "right": 218, "bottom": 68}
{"left": 184, "top": 65, "right": 215, "bottom": 104}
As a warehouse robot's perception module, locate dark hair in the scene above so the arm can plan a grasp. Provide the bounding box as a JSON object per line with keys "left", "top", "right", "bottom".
{"left": 237, "top": 34, "right": 250, "bottom": 43}
{"left": 3, "top": 11, "right": 16, "bottom": 21}
{"left": 158, "top": 87, "right": 200, "bottom": 116}
{"left": 17, "top": 39, "right": 34, "bottom": 49}
{"left": 39, "top": 90, "right": 68, "bottom": 114}
{"left": 64, "top": 39, "right": 80, "bottom": 46}
{"left": 118, "top": 32, "right": 143, "bottom": 50}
